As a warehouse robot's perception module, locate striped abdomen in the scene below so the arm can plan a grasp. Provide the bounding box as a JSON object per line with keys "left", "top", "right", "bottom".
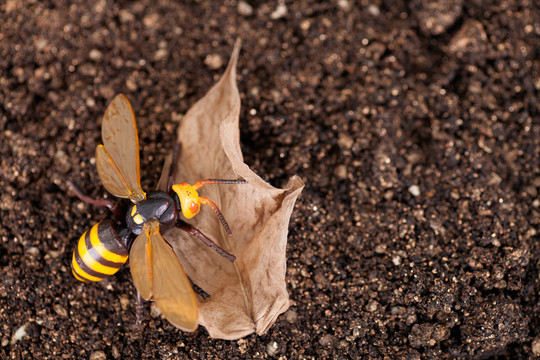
{"left": 72, "top": 220, "right": 128, "bottom": 282}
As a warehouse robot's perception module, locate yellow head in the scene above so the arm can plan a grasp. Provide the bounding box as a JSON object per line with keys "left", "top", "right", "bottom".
{"left": 172, "top": 182, "right": 201, "bottom": 219}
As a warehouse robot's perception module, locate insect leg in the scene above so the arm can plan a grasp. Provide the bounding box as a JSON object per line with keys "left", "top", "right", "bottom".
{"left": 189, "top": 278, "right": 210, "bottom": 300}
{"left": 175, "top": 219, "right": 236, "bottom": 262}
{"left": 67, "top": 180, "right": 124, "bottom": 218}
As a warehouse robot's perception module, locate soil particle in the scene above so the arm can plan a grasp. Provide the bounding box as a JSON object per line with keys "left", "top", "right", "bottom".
{"left": 89, "top": 351, "right": 106, "bottom": 360}
{"left": 413, "top": 0, "right": 464, "bottom": 36}
{"left": 237, "top": 1, "right": 254, "bottom": 17}
{"left": 532, "top": 337, "right": 540, "bottom": 356}
{"left": 408, "top": 323, "right": 450, "bottom": 348}
{"left": 448, "top": 19, "right": 489, "bottom": 59}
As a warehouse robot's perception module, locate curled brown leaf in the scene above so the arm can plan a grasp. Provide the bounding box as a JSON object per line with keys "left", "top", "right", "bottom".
{"left": 158, "top": 40, "right": 304, "bottom": 339}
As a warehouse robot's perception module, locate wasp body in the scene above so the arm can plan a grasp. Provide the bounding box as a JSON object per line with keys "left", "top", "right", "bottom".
{"left": 70, "top": 94, "right": 245, "bottom": 331}
{"left": 72, "top": 191, "right": 178, "bottom": 283}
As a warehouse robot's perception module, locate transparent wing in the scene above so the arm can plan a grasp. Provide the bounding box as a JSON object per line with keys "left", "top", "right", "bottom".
{"left": 129, "top": 223, "right": 153, "bottom": 299}
{"left": 95, "top": 145, "right": 135, "bottom": 201}
{"left": 130, "top": 219, "right": 198, "bottom": 332}
{"left": 98, "top": 94, "right": 145, "bottom": 203}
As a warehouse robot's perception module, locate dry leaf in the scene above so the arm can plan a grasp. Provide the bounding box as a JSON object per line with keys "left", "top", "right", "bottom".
{"left": 158, "top": 40, "right": 304, "bottom": 339}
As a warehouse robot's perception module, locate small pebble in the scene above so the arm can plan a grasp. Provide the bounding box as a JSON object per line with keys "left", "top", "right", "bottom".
{"left": 408, "top": 185, "right": 420, "bottom": 197}
{"left": 266, "top": 341, "right": 279, "bottom": 356}
{"left": 285, "top": 309, "right": 298, "bottom": 323}
{"left": 126, "top": 78, "right": 137, "bottom": 91}
{"left": 334, "top": 165, "right": 348, "bottom": 180}
{"left": 204, "top": 53, "right": 224, "bottom": 70}
{"left": 26, "top": 247, "right": 40, "bottom": 257}
{"left": 524, "top": 185, "right": 537, "bottom": 197}
{"left": 383, "top": 190, "right": 394, "bottom": 200}
{"left": 319, "top": 334, "right": 337, "bottom": 347}
{"left": 366, "top": 300, "right": 379, "bottom": 312}
{"left": 270, "top": 3, "right": 288, "bottom": 20}
{"left": 100, "top": 85, "right": 115, "bottom": 99}
{"left": 448, "top": 19, "right": 487, "bottom": 56}
{"left": 119, "top": 295, "right": 130, "bottom": 311}
{"left": 89, "top": 49, "right": 103, "bottom": 61}
{"left": 79, "top": 63, "right": 97, "bottom": 77}
{"left": 338, "top": 133, "right": 354, "bottom": 149}
{"left": 112, "top": 345, "right": 121, "bottom": 359}
{"left": 47, "top": 250, "right": 60, "bottom": 258}
{"left": 154, "top": 48, "right": 168, "bottom": 61}
{"left": 36, "top": 38, "right": 48, "bottom": 51}
{"left": 337, "top": 0, "right": 351, "bottom": 11}
{"left": 532, "top": 337, "right": 540, "bottom": 356}
{"left": 89, "top": 350, "right": 107, "bottom": 360}
{"left": 150, "top": 302, "right": 161, "bottom": 318}
{"left": 415, "top": 0, "right": 463, "bottom": 36}
{"left": 54, "top": 304, "right": 68, "bottom": 317}
{"left": 300, "top": 19, "right": 311, "bottom": 31}
{"left": 237, "top": 1, "right": 253, "bottom": 16}
{"left": 86, "top": 97, "right": 96, "bottom": 108}
{"left": 367, "top": 4, "right": 380, "bottom": 16}
{"left": 10, "top": 324, "right": 27, "bottom": 345}
{"left": 118, "top": 9, "right": 134, "bottom": 23}
{"left": 406, "top": 313, "right": 417, "bottom": 326}
{"left": 143, "top": 13, "right": 160, "bottom": 28}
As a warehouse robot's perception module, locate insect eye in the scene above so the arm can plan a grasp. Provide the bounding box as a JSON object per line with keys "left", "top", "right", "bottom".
{"left": 189, "top": 201, "right": 199, "bottom": 215}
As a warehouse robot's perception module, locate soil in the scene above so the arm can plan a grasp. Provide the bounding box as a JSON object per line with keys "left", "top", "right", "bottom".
{"left": 1, "top": 0, "right": 539, "bottom": 359}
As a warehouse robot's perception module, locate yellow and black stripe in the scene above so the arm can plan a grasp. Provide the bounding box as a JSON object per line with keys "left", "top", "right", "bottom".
{"left": 72, "top": 220, "right": 128, "bottom": 282}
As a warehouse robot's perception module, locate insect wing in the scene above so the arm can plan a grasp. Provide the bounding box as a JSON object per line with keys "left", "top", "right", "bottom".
{"left": 150, "top": 223, "right": 199, "bottom": 331}
{"left": 129, "top": 220, "right": 198, "bottom": 332}
{"left": 95, "top": 145, "right": 136, "bottom": 202}
{"left": 128, "top": 221, "right": 153, "bottom": 299}
{"left": 99, "top": 94, "right": 145, "bottom": 203}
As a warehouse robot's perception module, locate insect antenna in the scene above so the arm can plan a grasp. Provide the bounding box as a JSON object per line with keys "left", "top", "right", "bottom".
{"left": 193, "top": 179, "right": 247, "bottom": 189}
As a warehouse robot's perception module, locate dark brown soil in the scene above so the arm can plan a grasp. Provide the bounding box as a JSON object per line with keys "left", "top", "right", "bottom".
{"left": 1, "top": 0, "right": 539, "bottom": 359}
